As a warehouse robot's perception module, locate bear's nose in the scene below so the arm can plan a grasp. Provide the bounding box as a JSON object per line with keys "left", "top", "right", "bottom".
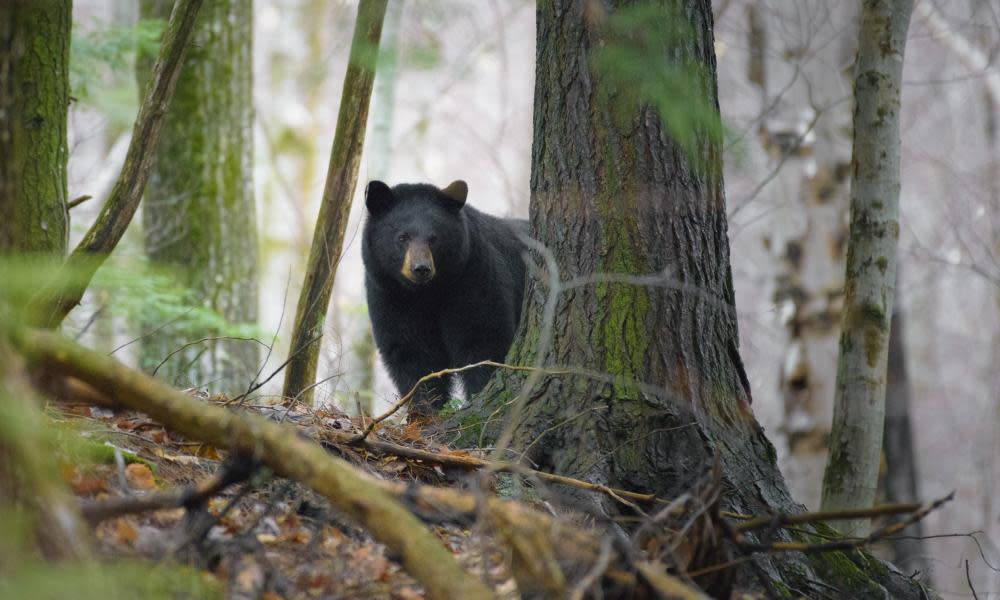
{"left": 412, "top": 264, "right": 433, "bottom": 279}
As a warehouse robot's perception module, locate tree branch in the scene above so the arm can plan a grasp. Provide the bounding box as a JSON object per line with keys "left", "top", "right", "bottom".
{"left": 38, "top": 0, "right": 204, "bottom": 327}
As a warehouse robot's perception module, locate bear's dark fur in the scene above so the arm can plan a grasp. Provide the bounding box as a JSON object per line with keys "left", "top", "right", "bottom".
{"left": 361, "top": 180, "right": 528, "bottom": 414}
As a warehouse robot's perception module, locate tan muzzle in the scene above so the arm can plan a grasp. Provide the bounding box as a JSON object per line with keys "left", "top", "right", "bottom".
{"left": 401, "top": 242, "right": 435, "bottom": 284}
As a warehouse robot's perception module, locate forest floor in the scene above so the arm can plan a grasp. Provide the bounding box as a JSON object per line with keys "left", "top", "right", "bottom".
{"left": 52, "top": 392, "right": 518, "bottom": 599}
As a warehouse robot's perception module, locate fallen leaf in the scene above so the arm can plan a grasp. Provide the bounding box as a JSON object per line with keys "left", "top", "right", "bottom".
{"left": 125, "top": 463, "right": 157, "bottom": 491}
{"left": 153, "top": 447, "right": 201, "bottom": 465}
{"left": 112, "top": 518, "right": 139, "bottom": 545}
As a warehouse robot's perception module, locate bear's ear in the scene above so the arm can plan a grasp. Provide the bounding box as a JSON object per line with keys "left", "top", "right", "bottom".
{"left": 440, "top": 180, "right": 468, "bottom": 211}
{"left": 365, "top": 180, "right": 395, "bottom": 215}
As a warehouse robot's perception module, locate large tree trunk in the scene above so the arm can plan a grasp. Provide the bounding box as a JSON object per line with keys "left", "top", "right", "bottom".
{"left": 138, "top": 0, "right": 259, "bottom": 393}
{"left": 0, "top": 0, "right": 71, "bottom": 256}
{"left": 458, "top": 1, "right": 930, "bottom": 596}
{"left": 821, "top": 0, "right": 914, "bottom": 535}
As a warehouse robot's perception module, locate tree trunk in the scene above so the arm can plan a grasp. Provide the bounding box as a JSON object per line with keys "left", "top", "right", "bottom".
{"left": 457, "top": 1, "right": 930, "bottom": 596}
{"left": 821, "top": 0, "right": 914, "bottom": 535}
{"left": 138, "top": 0, "right": 259, "bottom": 393}
{"left": 0, "top": 0, "right": 71, "bottom": 256}
{"left": 881, "top": 281, "right": 930, "bottom": 575}
{"left": 281, "top": 0, "right": 387, "bottom": 406}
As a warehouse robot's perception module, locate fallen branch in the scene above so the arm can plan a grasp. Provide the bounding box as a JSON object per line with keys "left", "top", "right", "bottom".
{"left": 328, "top": 429, "right": 657, "bottom": 505}
{"left": 39, "top": 0, "right": 204, "bottom": 327}
{"left": 78, "top": 458, "right": 256, "bottom": 525}
{"left": 9, "top": 326, "right": 493, "bottom": 600}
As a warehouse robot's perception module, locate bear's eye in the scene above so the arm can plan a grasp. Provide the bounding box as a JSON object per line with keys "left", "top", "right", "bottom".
{"left": 427, "top": 235, "right": 438, "bottom": 245}
{"left": 396, "top": 232, "right": 409, "bottom": 244}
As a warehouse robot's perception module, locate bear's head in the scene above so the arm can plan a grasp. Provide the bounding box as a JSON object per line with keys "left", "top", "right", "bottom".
{"left": 362, "top": 180, "right": 472, "bottom": 290}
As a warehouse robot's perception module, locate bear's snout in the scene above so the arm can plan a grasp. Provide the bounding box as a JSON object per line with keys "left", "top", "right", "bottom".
{"left": 402, "top": 242, "right": 436, "bottom": 284}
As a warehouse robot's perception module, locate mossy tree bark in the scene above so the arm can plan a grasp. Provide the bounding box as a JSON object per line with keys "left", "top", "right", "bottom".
{"left": 138, "top": 0, "right": 259, "bottom": 393}
{"left": 0, "top": 0, "right": 71, "bottom": 256}
{"left": 281, "top": 0, "right": 387, "bottom": 406}
{"left": 458, "top": 0, "right": 930, "bottom": 596}
{"left": 821, "top": 0, "right": 914, "bottom": 535}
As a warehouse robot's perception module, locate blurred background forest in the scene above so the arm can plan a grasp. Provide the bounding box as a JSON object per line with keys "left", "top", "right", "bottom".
{"left": 61, "top": 0, "right": 998, "bottom": 595}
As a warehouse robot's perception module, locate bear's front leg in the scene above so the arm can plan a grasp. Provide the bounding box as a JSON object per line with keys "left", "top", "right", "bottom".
{"left": 380, "top": 341, "right": 453, "bottom": 416}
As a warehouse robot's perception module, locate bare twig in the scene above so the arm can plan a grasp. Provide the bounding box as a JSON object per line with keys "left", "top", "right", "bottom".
{"left": 67, "top": 195, "right": 92, "bottom": 209}
{"left": 226, "top": 333, "right": 323, "bottom": 406}
{"left": 151, "top": 336, "right": 269, "bottom": 377}
{"left": 78, "top": 460, "right": 254, "bottom": 524}
{"left": 732, "top": 501, "right": 924, "bottom": 532}
{"left": 966, "top": 559, "right": 980, "bottom": 600}
{"left": 727, "top": 493, "right": 954, "bottom": 554}
{"left": 349, "top": 359, "right": 566, "bottom": 443}
{"left": 331, "top": 430, "right": 657, "bottom": 505}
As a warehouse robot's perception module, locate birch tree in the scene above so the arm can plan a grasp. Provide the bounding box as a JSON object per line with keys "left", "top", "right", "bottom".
{"left": 820, "top": 0, "right": 914, "bottom": 535}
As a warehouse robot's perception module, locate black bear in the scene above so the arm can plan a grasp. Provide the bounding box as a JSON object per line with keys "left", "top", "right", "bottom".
{"left": 362, "top": 180, "right": 528, "bottom": 414}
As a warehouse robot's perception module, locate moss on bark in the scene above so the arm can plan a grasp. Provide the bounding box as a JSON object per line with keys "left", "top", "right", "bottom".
{"left": 0, "top": 1, "right": 71, "bottom": 256}
{"left": 138, "top": 0, "right": 259, "bottom": 393}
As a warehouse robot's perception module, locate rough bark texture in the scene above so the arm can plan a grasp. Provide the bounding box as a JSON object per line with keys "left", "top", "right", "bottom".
{"left": 42, "top": 0, "right": 204, "bottom": 327}
{"left": 456, "top": 1, "right": 931, "bottom": 596}
{"left": 821, "top": 0, "right": 914, "bottom": 535}
{"left": 749, "top": 1, "right": 855, "bottom": 510}
{"left": 881, "top": 284, "right": 929, "bottom": 574}
{"left": 138, "top": 0, "right": 259, "bottom": 393}
{"left": 282, "top": 0, "right": 387, "bottom": 405}
{"left": 0, "top": 0, "right": 71, "bottom": 256}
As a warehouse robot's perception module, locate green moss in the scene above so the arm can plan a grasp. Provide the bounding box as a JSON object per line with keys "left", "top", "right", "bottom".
{"left": 769, "top": 578, "right": 794, "bottom": 598}
{"left": 875, "top": 256, "right": 888, "bottom": 273}
{"left": 49, "top": 420, "right": 157, "bottom": 472}
{"left": 863, "top": 326, "right": 883, "bottom": 369}
{"left": 448, "top": 408, "right": 488, "bottom": 448}
{"left": 808, "top": 549, "right": 886, "bottom": 598}
{"left": 860, "top": 301, "right": 885, "bottom": 325}
{"left": 0, "top": 560, "right": 220, "bottom": 600}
